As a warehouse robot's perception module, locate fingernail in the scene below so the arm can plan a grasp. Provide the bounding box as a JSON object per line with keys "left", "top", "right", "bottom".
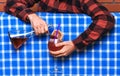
{"left": 45, "top": 31, "right": 48, "bottom": 34}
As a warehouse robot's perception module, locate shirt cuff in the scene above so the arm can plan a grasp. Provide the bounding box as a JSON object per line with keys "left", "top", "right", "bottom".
{"left": 72, "top": 36, "right": 86, "bottom": 50}
{"left": 19, "top": 8, "right": 34, "bottom": 22}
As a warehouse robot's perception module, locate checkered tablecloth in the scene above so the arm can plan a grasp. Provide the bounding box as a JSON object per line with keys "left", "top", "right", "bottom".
{"left": 0, "top": 12, "right": 120, "bottom": 76}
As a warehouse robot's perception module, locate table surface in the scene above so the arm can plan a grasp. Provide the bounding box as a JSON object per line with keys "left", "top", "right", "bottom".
{"left": 0, "top": 12, "right": 120, "bottom": 76}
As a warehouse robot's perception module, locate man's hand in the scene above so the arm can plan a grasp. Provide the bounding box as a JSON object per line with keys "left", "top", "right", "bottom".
{"left": 49, "top": 41, "right": 76, "bottom": 57}
{"left": 28, "top": 13, "right": 48, "bottom": 35}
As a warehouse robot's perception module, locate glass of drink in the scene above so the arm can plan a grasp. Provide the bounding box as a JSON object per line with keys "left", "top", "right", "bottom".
{"left": 48, "top": 30, "right": 64, "bottom": 74}
{"left": 8, "top": 29, "right": 31, "bottom": 50}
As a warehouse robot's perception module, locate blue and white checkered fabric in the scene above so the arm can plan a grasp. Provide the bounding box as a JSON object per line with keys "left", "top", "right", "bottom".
{"left": 0, "top": 12, "right": 120, "bottom": 76}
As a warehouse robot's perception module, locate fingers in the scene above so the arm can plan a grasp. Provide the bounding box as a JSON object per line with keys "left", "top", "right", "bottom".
{"left": 50, "top": 48, "right": 72, "bottom": 57}
{"left": 32, "top": 23, "right": 48, "bottom": 35}
{"left": 49, "top": 49, "right": 67, "bottom": 57}
{"left": 40, "top": 26, "right": 44, "bottom": 34}
{"left": 28, "top": 14, "right": 48, "bottom": 35}
{"left": 36, "top": 25, "right": 41, "bottom": 35}
{"left": 40, "top": 21, "right": 48, "bottom": 34}
{"left": 44, "top": 23, "right": 48, "bottom": 33}
{"left": 50, "top": 49, "right": 65, "bottom": 56}
{"left": 55, "top": 42, "right": 66, "bottom": 47}
{"left": 49, "top": 41, "right": 76, "bottom": 57}
{"left": 50, "top": 48, "right": 71, "bottom": 57}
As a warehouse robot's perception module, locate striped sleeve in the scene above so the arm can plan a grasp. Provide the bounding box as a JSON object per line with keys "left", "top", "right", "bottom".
{"left": 4, "top": 0, "right": 39, "bottom": 22}
{"left": 72, "top": 0, "right": 115, "bottom": 50}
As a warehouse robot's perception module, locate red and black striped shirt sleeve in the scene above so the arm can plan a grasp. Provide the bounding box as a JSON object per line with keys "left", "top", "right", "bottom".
{"left": 4, "top": 0, "right": 39, "bottom": 22}
{"left": 72, "top": 0, "right": 115, "bottom": 50}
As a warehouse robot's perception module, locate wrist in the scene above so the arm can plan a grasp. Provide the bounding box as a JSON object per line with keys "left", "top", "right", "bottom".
{"left": 27, "top": 13, "right": 36, "bottom": 20}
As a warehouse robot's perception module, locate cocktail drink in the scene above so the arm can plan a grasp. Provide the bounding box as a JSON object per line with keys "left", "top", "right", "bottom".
{"left": 10, "top": 37, "right": 28, "bottom": 49}
{"left": 48, "top": 30, "right": 63, "bottom": 51}
{"left": 48, "top": 30, "right": 63, "bottom": 74}
{"left": 8, "top": 30, "right": 30, "bottom": 50}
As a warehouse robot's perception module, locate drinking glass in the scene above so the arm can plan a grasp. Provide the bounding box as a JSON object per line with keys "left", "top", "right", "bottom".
{"left": 48, "top": 30, "right": 63, "bottom": 74}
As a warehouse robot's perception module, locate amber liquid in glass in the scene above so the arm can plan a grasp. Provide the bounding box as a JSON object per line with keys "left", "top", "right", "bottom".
{"left": 10, "top": 37, "right": 27, "bottom": 49}
{"left": 48, "top": 36, "right": 63, "bottom": 51}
